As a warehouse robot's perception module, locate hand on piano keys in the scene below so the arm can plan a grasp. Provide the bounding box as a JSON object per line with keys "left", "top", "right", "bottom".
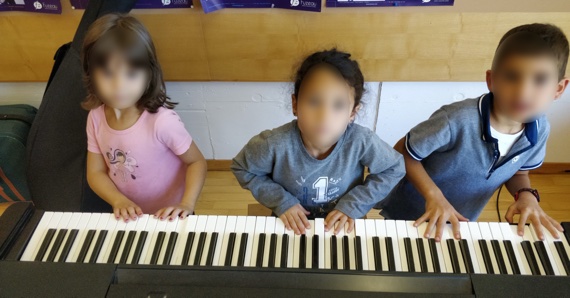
{"left": 504, "top": 193, "right": 564, "bottom": 241}
{"left": 18, "top": 213, "right": 570, "bottom": 276}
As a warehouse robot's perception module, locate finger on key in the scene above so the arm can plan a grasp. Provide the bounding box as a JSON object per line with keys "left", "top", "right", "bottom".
{"left": 335, "top": 217, "right": 347, "bottom": 235}
{"left": 300, "top": 212, "right": 311, "bottom": 230}
{"left": 543, "top": 216, "right": 560, "bottom": 239}
{"left": 325, "top": 213, "right": 341, "bottom": 232}
{"left": 425, "top": 217, "right": 437, "bottom": 238}
{"left": 346, "top": 219, "right": 355, "bottom": 233}
{"left": 531, "top": 214, "right": 544, "bottom": 240}
{"left": 294, "top": 213, "right": 306, "bottom": 234}
{"left": 450, "top": 216, "right": 461, "bottom": 240}
{"left": 288, "top": 214, "right": 300, "bottom": 235}
{"left": 518, "top": 211, "right": 530, "bottom": 236}
{"left": 414, "top": 212, "right": 429, "bottom": 228}
{"left": 435, "top": 217, "right": 445, "bottom": 242}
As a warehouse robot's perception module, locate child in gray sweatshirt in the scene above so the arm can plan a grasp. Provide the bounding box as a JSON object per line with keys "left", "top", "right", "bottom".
{"left": 232, "top": 49, "right": 405, "bottom": 235}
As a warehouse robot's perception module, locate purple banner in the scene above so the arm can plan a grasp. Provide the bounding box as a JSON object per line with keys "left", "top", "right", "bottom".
{"left": 0, "top": 0, "right": 62, "bottom": 14}
{"left": 326, "top": 0, "right": 453, "bottom": 8}
{"left": 70, "top": 0, "right": 192, "bottom": 10}
{"left": 201, "top": 0, "right": 321, "bottom": 13}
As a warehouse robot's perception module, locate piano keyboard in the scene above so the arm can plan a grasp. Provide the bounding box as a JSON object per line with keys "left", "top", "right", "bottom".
{"left": 19, "top": 212, "right": 570, "bottom": 276}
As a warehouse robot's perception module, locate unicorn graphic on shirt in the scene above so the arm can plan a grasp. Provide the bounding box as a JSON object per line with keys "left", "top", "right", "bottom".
{"left": 106, "top": 148, "right": 138, "bottom": 182}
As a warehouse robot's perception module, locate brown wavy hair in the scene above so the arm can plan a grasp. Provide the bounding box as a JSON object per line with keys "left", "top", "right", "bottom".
{"left": 81, "top": 13, "right": 177, "bottom": 112}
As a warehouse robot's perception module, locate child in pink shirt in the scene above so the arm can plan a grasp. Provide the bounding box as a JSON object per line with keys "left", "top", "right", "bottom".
{"left": 83, "top": 14, "right": 207, "bottom": 222}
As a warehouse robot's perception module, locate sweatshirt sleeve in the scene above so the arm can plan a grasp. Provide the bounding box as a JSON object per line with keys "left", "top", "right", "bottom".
{"left": 334, "top": 132, "right": 406, "bottom": 219}
{"left": 231, "top": 132, "right": 299, "bottom": 216}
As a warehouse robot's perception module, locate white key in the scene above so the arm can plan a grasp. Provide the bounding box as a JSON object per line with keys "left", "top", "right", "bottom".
{"left": 489, "top": 222, "right": 512, "bottom": 274}
{"left": 468, "top": 222, "right": 487, "bottom": 274}
{"left": 314, "top": 218, "right": 325, "bottom": 269}
{"left": 530, "top": 223, "right": 562, "bottom": 275}
{"left": 416, "top": 222, "right": 434, "bottom": 273}
{"left": 556, "top": 229, "right": 570, "bottom": 275}
{"left": 459, "top": 222, "right": 480, "bottom": 273}
{"left": 218, "top": 216, "right": 236, "bottom": 266}
{"left": 199, "top": 216, "right": 218, "bottom": 266}
{"left": 97, "top": 215, "right": 119, "bottom": 263}
{"left": 64, "top": 213, "right": 92, "bottom": 263}
{"left": 249, "top": 216, "right": 265, "bottom": 267}
{"left": 395, "top": 220, "right": 409, "bottom": 272}
{"left": 144, "top": 217, "right": 168, "bottom": 265}
{"left": 113, "top": 217, "right": 138, "bottom": 264}
{"left": 243, "top": 216, "right": 256, "bottom": 267}
{"left": 53, "top": 213, "right": 83, "bottom": 262}
{"left": 173, "top": 215, "right": 197, "bottom": 265}
{"left": 274, "top": 218, "right": 286, "bottom": 268}
{"left": 346, "top": 223, "right": 356, "bottom": 270}
{"left": 126, "top": 215, "right": 149, "bottom": 264}
{"left": 285, "top": 218, "right": 295, "bottom": 268}
{"left": 384, "top": 220, "right": 401, "bottom": 271}
{"left": 305, "top": 220, "right": 314, "bottom": 269}
{"left": 108, "top": 218, "right": 128, "bottom": 264}
{"left": 355, "top": 219, "right": 369, "bottom": 270}
{"left": 523, "top": 225, "right": 545, "bottom": 275}
{"left": 364, "top": 219, "right": 376, "bottom": 271}
{"left": 376, "top": 220, "right": 389, "bottom": 271}
{"left": 137, "top": 215, "right": 159, "bottom": 265}
{"left": 499, "top": 222, "right": 528, "bottom": 275}
{"left": 231, "top": 216, "right": 247, "bottom": 267}
{"left": 541, "top": 225, "right": 567, "bottom": 276}
{"left": 71, "top": 213, "right": 100, "bottom": 263}
{"left": 43, "top": 212, "right": 73, "bottom": 262}
{"left": 324, "top": 218, "right": 333, "bottom": 270}
{"left": 187, "top": 215, "right": 207, "bottom": 266}
{"left": 479, "top": 222, "right": 500, "bottom": 274}
{"left": 405, "top": 221, "right": 421, "bottom": 272}
{"left": 438, "top": 223, "right": 455, "bottom": 273}
{"left": 35, "top": 212, "right": 63, "bottom": 262}
{"left": 83, "top": 214, "right": 111, "bottom": 263}
{"left": 263, "top": 217, "right": 275, "bottom": 268}
{"left": 508, "top": 225, "right": 531, "bottom": 275}
{"left": 210, "top": 216, "right": 226, "bottom": 266}
{"left": 335, "top": 221, "right": 345, "bottom": 270}
{"left": 293, "top": 233, "right": 301, "bottom": 268}
{"left": 21, "top": 212, "right": 55, "bottom": 261}
{"left": 157, "top": 218, "right": 179, "bottom": 265}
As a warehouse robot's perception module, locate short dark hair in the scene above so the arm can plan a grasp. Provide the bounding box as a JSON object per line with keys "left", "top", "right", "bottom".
{"left": 293, "top": 48, "right": 365, "bottom": 110}
{"left": 493, "top": 23, "right": 569, "bottom": 80}
{"left": 81, "top": 13, "right": 177, "bottom": 112}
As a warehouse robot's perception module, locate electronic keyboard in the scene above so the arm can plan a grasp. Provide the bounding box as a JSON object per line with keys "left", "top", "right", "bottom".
{"left": 0, "top": 202, "right": 569, "bottom": 297}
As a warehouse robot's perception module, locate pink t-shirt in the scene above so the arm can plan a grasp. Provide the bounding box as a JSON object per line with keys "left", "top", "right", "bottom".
{"left": 86, "top": 105, "right": 192, "bottom": 213}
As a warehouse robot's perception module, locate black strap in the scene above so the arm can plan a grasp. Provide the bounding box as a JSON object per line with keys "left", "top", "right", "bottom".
{"left": 0, "top": 114, "right": 33, "bottom": 126}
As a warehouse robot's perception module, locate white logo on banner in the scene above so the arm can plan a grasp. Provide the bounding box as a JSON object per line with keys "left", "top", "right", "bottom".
{"left": 290, "top": 0, "right": 299, "bottom": 6}
{"left": 162, "top": 0, "right": 171, "bottom": 5}
{"left": 33, "top": 1, "right": 43, "bottom": 9}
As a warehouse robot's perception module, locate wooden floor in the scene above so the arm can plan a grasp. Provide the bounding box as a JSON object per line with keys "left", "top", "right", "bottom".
{"left": 1, "top": 172, "right": 569, "bottom": 224}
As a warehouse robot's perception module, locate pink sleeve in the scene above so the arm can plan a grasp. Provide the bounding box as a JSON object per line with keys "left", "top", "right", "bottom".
{"left": 156, "top": 110, "right": 193, "bottom": 155}
{"left": 86, "top": 110, "right": 101, "bottom": 154}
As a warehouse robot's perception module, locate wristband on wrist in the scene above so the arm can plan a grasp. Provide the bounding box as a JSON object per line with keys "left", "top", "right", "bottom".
{"left": 514, "top": 188, "right": 540, "bottom": 202}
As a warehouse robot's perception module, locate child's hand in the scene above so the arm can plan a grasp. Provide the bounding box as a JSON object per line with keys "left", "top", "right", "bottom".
{"left": 113, "top": 198, "right": 143, "bottom": 222}
{"left": 414, "top": 193, "right": 468, "bottom": 241}
{"left": 324, "top": 210, "right": 354, "bottom": 234}
{"left": 505, "top": 192, "right": 563, "bottom": 240}
{"left": 279, "top": 204, "right": 311, "bottom": 235}
{"left": 154, "top": 203, "right": 194, "bottom": 221}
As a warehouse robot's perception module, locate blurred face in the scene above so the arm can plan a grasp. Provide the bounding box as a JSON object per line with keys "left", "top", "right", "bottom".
{"left": 93, "top": 53, "right": 148, "bottom": 110}
{"left": 487, "top": 54, "right": 568, "bottom": 123}
{"left": 292, "top": 66, "right": 359, "bottom": 146}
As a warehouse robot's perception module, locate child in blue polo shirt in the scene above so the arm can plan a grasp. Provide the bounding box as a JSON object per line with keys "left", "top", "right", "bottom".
{"left": 378, "top": 23, "right": 569, "bottom": 242}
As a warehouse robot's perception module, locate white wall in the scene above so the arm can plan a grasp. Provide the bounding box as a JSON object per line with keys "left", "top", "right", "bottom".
{"left": 0, "top": 81, "right": 568, "bottom": 162}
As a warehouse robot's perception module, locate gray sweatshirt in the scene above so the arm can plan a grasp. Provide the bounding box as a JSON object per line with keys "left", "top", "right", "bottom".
{"left": 231, "top": 120, "right": 405, "bottom": 219}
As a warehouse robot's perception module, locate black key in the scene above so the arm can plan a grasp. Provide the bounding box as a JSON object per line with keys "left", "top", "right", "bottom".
{"left": 355, "top": 236, "right": 363, "bottom": 271}
{"left": 205, "top": 232, "right": 218, "bottom": 266}
{"left": 35, "top": 228, "right": 57, "bottom": 261}
{"left": 237, "top": 233, "right": 248, "bottom": 267}
{"left": 521, "top": 240, "right": 540, "bottom": 275}
{"left": 385, "top": 237, "right": 396, "bottom": 272}
{"left": 428, "top": 238, "right": 441, "bottom": 273}
{"left": 131, "top": 231, "right": 148, "bottom": 265}
{"left": 342, "top": 235, "right": 350, "bottom": 270}
{"left": 89, "top": 230, "right": 108, "bottom": 263}
{"left": 163, "top": 232, "right": 179, "bottom": 265}
{"left": 312, "top": 235, "right": 319, "bottom": 269}
{"left": 534, "top": 241, "right": 554, "bottom": 275}
{"left": 299, "top": 235, "right": 306, "bottom": 269}
{"left": 372, "top": 236, "right": 382, "bottom": 271}
{"left": 416, "top": 238, "right": 428, "bottom": 273}
{"left": 331, "top": 236, "right": 338, "bottom": 270}
{"left": 119, "top": 231, "right": 136, "bottom": 264}
{"left": 181, "top": 232, "right": 196, "bottom": 266}
{"left": 57, "top": 229, "right": 78, "bottom": 262}
{"left": 107, "top": 230, "right": 125, "bottom": 263}
{"left": 404, "top": 237, "right": 415, "bottom": 272}
{"left": 491, "top": 240, "right": 508, "bottom": 274}
{"left": 459, "top": 239, "right": 475, "bottom": 274}
{"left": 554, "top": 241, "right": 570, "bottom": 275}
{"left": 255, "top": 233, "right": 266, "bottom": 268}
{"left": 77, "top": 230, "right": 96, "bottom": 263}
{"left": 46, "top": 229, "right": 67, "bottom": 262}
{"left": 446, "top": 239, "right": 461, "bottom": 273}
{"left": 269, "top": 233, "right": 277, "bottom": 268}
{"left": 224, "top": 232, "right": 237, "bottom": 266}
{"left": 193, "top": 232, "right": 207, "bottom": 266}
{"left": 150, "top": 231, "right": 166, "bottom": 265}
{"left": 503, "top": 240, "right": 520, "bottom": 275}
{"left": 479, "top": 239, "right": 494, "bottom": 274}
{"left": 280, "top": 234, "right": 289, "bottom": 268}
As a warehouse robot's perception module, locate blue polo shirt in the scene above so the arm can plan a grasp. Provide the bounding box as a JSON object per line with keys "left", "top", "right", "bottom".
{"left": 378, "top": 93, "right": 549, "bottom": 221}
